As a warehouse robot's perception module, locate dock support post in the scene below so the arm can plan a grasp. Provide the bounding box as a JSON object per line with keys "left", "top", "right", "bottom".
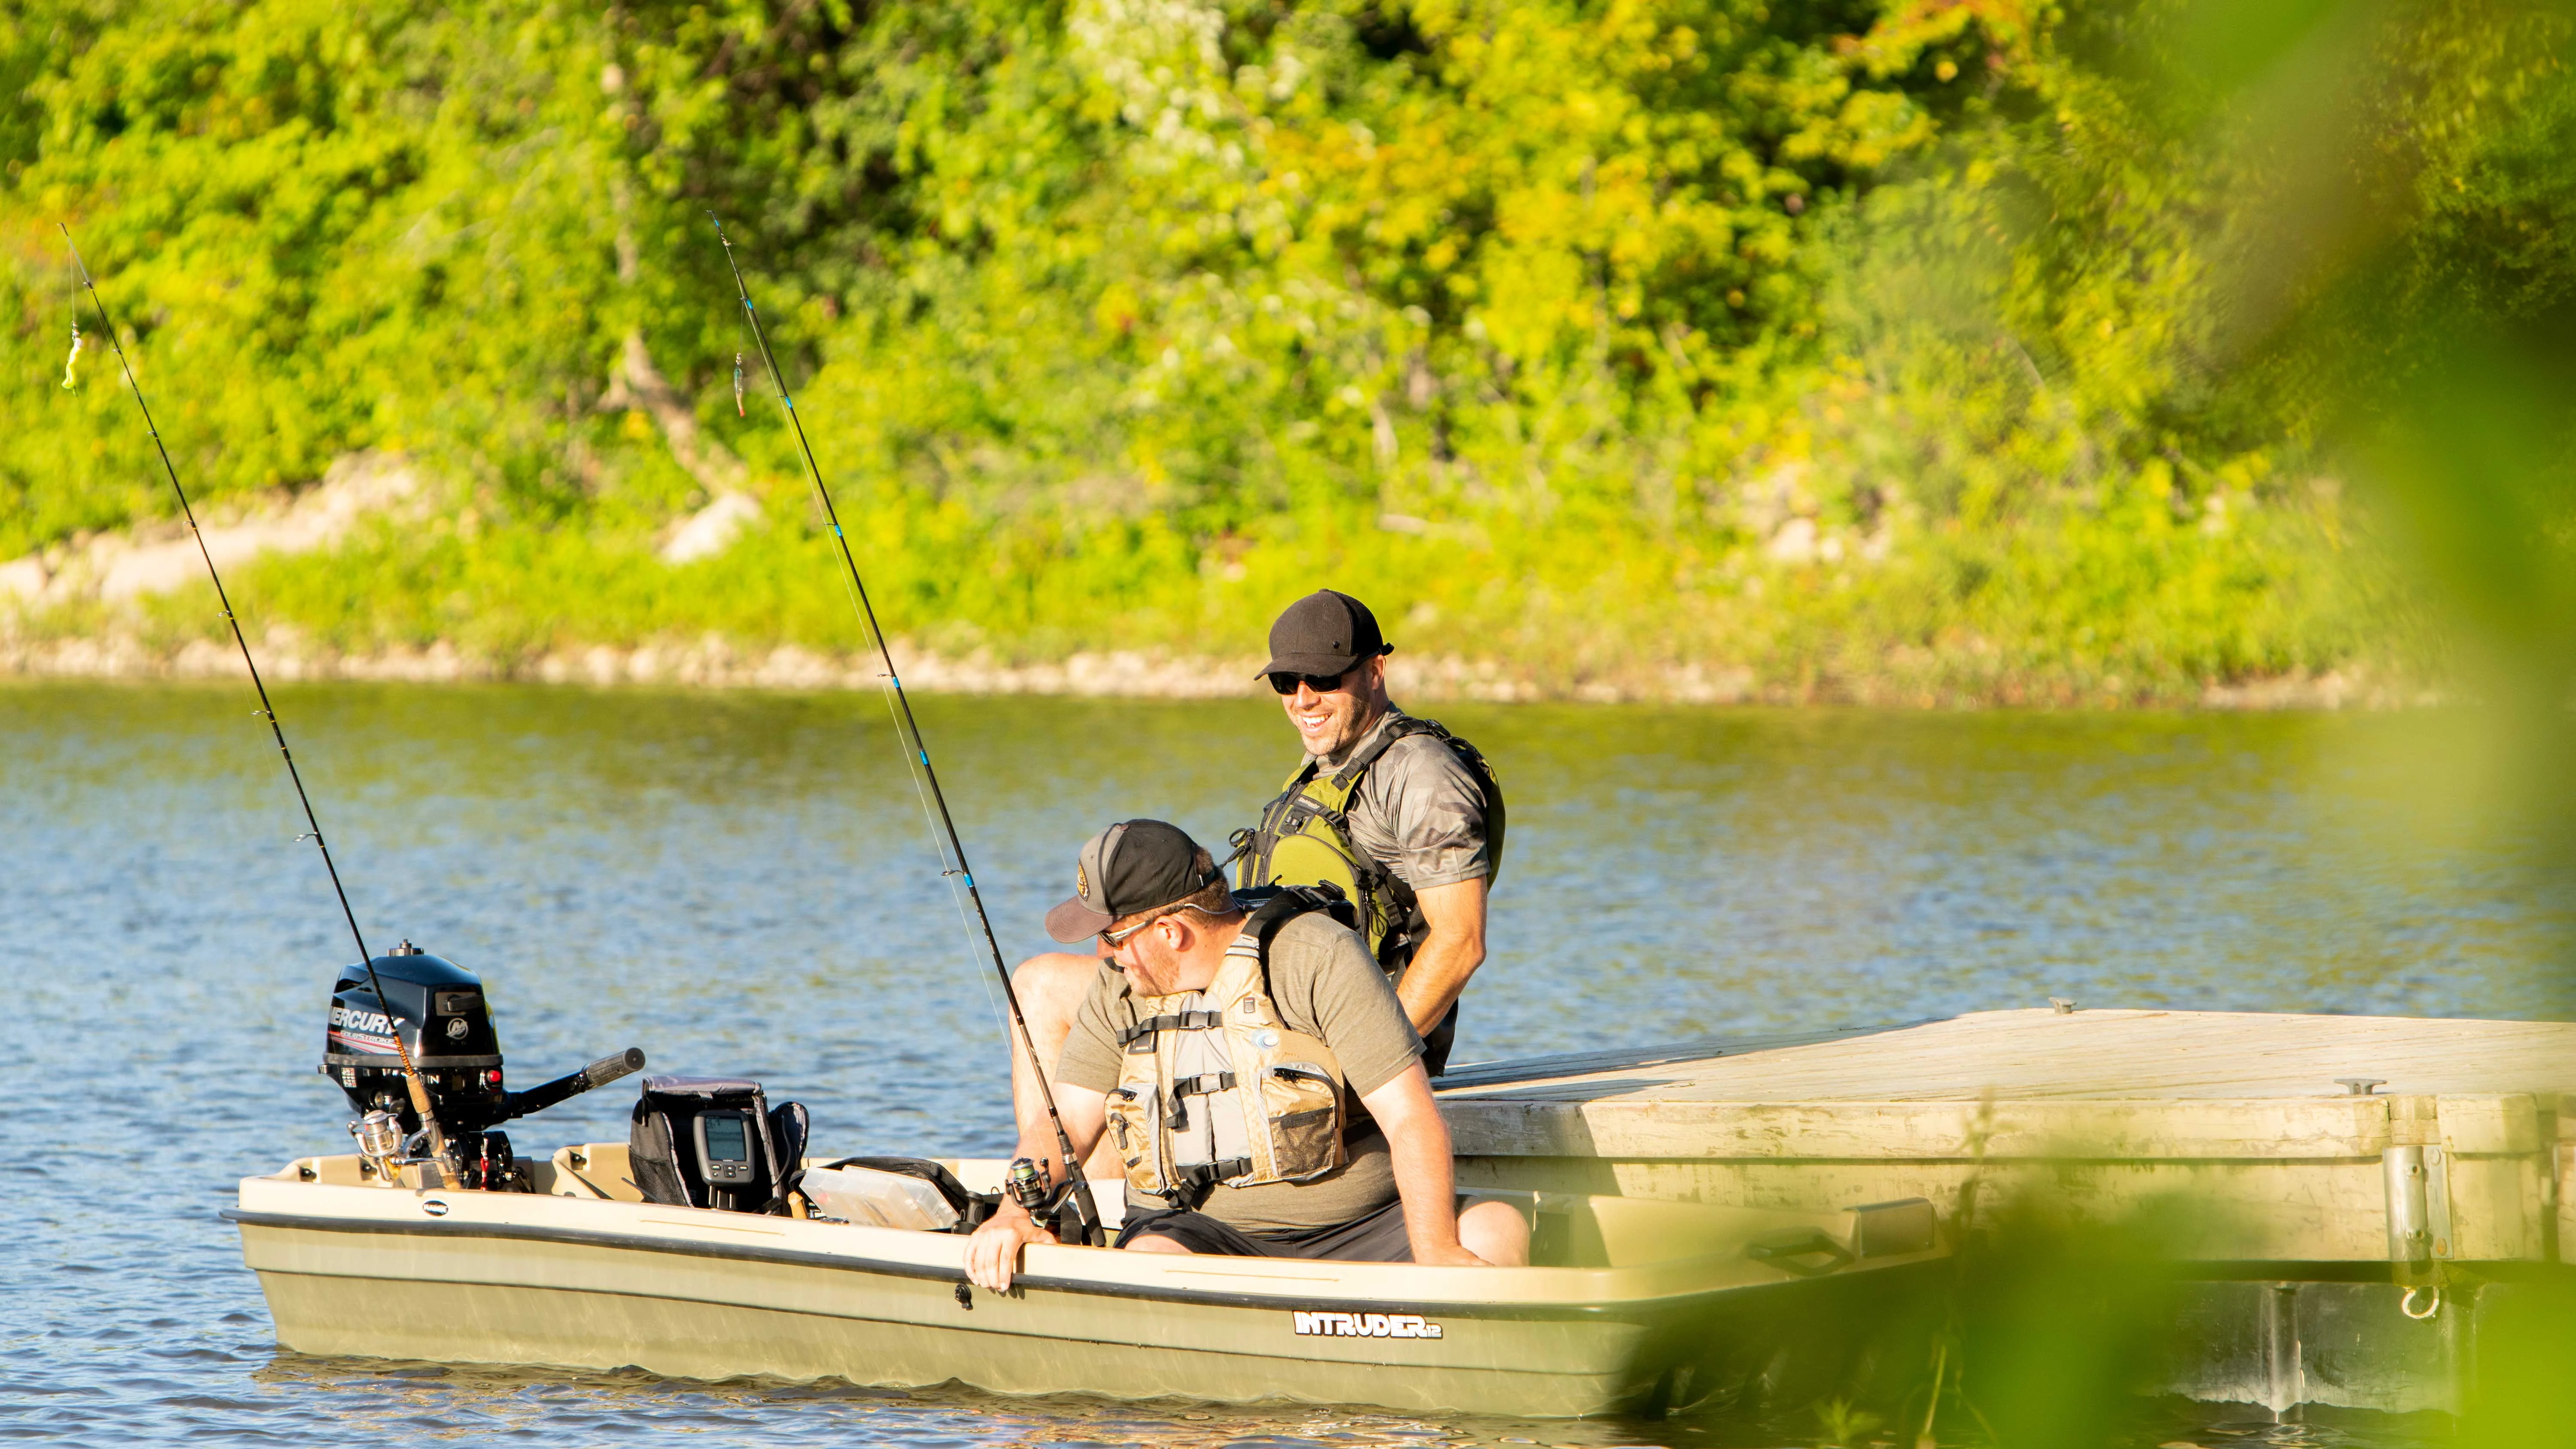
{"left": 2261, "top": 1282, "right": 2304, "bottom": 1420}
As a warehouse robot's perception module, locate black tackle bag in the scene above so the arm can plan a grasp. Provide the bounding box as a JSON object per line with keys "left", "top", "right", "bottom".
{"left": 629, "top": 1074, "right": 808, "bottom": 1214}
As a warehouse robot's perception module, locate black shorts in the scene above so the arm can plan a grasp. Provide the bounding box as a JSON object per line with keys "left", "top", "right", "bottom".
{"left": 1117, "top": 1197, "right": 1414, "bottom": 1262}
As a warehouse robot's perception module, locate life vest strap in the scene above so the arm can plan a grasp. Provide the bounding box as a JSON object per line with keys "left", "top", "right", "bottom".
{"left": 1324, "top": 719, "right": 1422, "bottom": 792}
{"left": 1162, "top": 1071, "right": 1240, "bottom": 1130}
{"left": 1116, "top": 1010, "right": 1224, "bottom": 1049}
{"left": 1167, "top": 1156, "right": 1257, "bottom": 1209}
{"left": 1282, "top": 793, "right": 1351, "bottom": 831}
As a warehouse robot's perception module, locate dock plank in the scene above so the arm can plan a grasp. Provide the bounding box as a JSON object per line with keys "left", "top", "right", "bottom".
{"left": 1438, "top": 1008, "right": 2576, "bottom": 1264}
{"left": 1432, "top": 1022, "right": 1927, "bottom": 1091}
{"left": 1442, "top": 1009, "right": 2576, "bottom": 1103}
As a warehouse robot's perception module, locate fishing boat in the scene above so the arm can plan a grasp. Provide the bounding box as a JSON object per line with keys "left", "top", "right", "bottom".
{"left": 240, "top": 946, "right": 1947, "bottom": 1417}
{"left": 231, "top": 1144, "right": 1945, "bottom": 1417}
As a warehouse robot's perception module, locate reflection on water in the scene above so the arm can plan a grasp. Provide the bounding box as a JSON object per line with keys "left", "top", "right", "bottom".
{"left": 246, "top": 1356, "right": 1772, "bottom": 1448}
{"left": 0, "top": 680, "right": 2560, "bottom": 1447}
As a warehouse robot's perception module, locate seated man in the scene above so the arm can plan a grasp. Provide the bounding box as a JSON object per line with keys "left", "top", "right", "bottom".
{"left": 965, "top": 819, "right": 1528, "bottom": 1291}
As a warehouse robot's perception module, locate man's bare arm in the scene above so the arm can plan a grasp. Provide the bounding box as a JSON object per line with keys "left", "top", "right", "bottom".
{"left": 965, "top": 1083, "right": 1109, "bottom": 1292}
{"left": 1019, "top": 1080, "right": 1109, "bottom": 1185}
{"left": 1395, "top": 876, "right": 1487, "bottom": 1037}
{"left": 1359, "top": 1061, "right": 1485, "bottom": 1267}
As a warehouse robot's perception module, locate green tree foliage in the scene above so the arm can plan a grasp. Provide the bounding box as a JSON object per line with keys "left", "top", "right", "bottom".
{"left": 1, "top": 0, "right": 2566, "bottom": 697}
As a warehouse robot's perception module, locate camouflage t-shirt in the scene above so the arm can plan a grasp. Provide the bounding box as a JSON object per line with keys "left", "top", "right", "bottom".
{"left": 1310, "top": 706, "right": 1491, "bottom": 892}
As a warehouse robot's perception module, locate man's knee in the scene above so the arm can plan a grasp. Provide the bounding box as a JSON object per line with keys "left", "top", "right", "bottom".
{"left": 1459, "top": 1198, "right": 1531, "bottom": 1267}
{"left": 1011, "top": 952, "right": 1097, "bottom": 1016}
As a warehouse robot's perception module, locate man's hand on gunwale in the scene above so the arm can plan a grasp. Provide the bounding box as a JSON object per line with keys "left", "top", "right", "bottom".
{"left": 965, "top": 1200, "right": 1058, "bottom": 1293}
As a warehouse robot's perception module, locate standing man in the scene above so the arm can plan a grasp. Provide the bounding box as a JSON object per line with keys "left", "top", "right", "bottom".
{"left": 1004, "top": 589, "right": 1501, "bottom": 1182}
{"left": 1234, "top": 589, "right": 1501, "bottom": 1076}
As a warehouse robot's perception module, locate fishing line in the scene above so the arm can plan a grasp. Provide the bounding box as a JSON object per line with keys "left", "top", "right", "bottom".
{"left": 60, "top": 224, "right": 459, "bottom": 1189}
{"left": 709, "top": 214, "right": 1103, "bottom": 1239}
{"left": 718, "top": 239, "right": 1036, "bottom": 1152}
{"left": 875, "top": 662, "right": 1015, "bottom": 1045}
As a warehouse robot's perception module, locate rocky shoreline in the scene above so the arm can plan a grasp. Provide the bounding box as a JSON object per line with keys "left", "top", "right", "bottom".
{"left": 0, "top": 629, "right": 2421, "bottom": 709}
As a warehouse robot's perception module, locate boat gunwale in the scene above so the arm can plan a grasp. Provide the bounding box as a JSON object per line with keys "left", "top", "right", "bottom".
{"left": 224, "top": 1207, "right": 1935, "bottom": 1324}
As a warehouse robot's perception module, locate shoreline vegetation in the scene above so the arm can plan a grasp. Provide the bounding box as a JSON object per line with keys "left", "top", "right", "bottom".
{"left": 4, "top": 1, "right": 2566, "bottom": 710}
{"left": 0, "top": 449, "right": 2425, "bottom": 705}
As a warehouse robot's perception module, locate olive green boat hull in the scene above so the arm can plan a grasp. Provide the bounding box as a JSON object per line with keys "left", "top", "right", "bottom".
{"left": 233, "top": 1152, "right": 1944, "bottom": 1417}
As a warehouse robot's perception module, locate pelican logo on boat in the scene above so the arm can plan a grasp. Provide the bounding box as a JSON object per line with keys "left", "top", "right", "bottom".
{"left": 1292, "top": 1311, "right": 1443, "bottom": 1340}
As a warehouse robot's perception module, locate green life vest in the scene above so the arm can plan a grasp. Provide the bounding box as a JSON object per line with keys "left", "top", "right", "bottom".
{"left": 1233, "top": 715, "right": 1505, "bottom": 971}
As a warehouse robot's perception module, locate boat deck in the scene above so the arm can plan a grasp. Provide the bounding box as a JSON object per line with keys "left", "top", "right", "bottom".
{"left": 1437, "top": 1007, "right": 2576, "bottom": 1263}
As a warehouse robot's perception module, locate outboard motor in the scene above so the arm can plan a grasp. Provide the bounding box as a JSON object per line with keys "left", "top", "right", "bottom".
{"left": 323, "top": 940, "right": 644, "bottom": 1188}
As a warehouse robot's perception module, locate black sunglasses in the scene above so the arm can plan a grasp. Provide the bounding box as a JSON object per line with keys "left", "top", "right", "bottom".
{"left": 1267, "top": 670, "right": 1351, "bottom": 695}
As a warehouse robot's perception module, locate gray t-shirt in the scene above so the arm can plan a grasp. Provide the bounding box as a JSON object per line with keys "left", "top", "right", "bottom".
{"left": 1312, "top": 707, "right": 1490, "bottom": 891}
{"left": 1056, "top": 910, "right": 1424, "bottom": 1233}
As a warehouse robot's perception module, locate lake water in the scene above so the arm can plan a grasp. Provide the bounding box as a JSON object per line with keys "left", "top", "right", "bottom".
{"left": 2, "top": 680, "right": 2561, "bottom": 1447}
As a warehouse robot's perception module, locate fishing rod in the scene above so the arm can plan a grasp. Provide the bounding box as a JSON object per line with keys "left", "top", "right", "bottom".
{"left": 709, "top": 214, "right": 1103, "bottom": 1241}
{"left": 61, "top": 225, "right": 460, "bottom": 1190}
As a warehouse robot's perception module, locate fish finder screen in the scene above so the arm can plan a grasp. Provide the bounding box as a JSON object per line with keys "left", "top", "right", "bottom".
{"left": 705, "top": 1113, "right": 748, "bottom": 1163}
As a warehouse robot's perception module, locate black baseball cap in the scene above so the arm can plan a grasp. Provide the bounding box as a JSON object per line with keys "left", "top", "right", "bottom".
{"left": 1043, "top": 819, "right": 1222, "bottom": 943}
{"left": 1258, "top": 589, "right": 1393, "bottom": 678}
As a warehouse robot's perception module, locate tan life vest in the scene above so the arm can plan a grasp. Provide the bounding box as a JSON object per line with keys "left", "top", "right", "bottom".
{"left": 1100, "top": 893, "right": 1354, "bottom": 1209}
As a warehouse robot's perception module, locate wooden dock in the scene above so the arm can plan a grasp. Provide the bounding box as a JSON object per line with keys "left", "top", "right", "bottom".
{"left": 1436, "top": 1007, "right": 2576, "bottom": 1416}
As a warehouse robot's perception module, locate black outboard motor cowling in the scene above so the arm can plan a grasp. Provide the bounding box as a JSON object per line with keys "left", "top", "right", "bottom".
{"left": 323, "top": 942, "right": 647, "bottom": 1192}
{"left": 323, "top": 942, "right": 511, "bottom": 1134}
